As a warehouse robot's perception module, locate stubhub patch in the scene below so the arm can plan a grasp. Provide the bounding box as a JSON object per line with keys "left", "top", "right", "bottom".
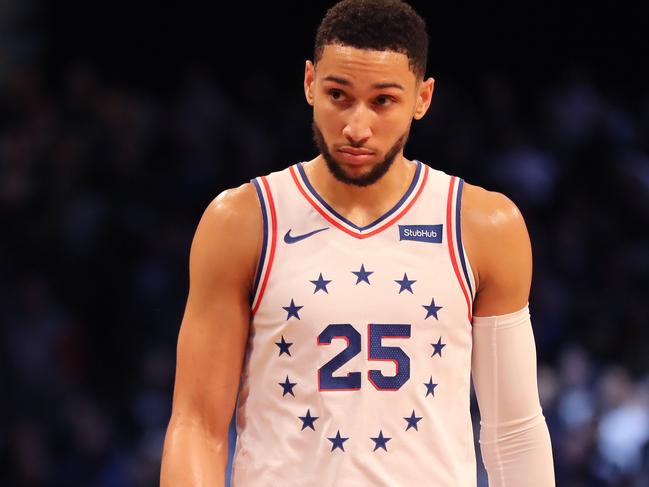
{"left": 398, "top": 224, "right": 443, "bottom": 243}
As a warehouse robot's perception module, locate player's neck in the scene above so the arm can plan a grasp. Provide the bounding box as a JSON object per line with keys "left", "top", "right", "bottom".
{"left": 303, "top": 154, "right": 416, "bottom": 227}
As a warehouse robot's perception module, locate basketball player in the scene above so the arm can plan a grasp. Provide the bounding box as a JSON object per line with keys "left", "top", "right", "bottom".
{"left": 160, "top": 0, "right": 555, "bottom": 485}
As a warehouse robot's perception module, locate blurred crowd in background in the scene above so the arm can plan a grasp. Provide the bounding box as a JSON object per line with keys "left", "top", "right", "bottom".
{"left": 2, "top": 1, "right": 649, "bottom": 486}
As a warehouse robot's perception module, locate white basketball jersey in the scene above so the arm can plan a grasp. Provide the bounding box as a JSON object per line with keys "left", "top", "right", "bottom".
{"left": 232, "top": 160, "right": 476, "bottom": 486}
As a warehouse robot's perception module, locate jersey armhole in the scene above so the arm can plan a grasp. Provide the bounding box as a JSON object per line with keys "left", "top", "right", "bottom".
{"left": 455, "top": 179, "right": 476, "bottom": 304}
{"left": 250, "top": 176, "right": 277, "bottom": 315}
{"left": 446, "top": 176, "right": 475, "bottom": 323}
{"left": 460, "top": 240, "right": 476, "bottom": 304}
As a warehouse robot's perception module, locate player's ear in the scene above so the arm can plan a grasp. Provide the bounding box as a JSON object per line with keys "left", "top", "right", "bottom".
{"left": 413, "top": 77, "right": 434, "bottom": 120}
{"left": 304, "top": 60, "right": 315, "bottom": 106}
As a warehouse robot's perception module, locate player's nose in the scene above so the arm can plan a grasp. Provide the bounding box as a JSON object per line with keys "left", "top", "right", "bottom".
{"left": 342, "top": 104, "right": 373, "bottom": 146}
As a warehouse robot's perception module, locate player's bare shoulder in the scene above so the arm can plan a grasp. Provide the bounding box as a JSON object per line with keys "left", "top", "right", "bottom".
{"left": 204, "top": 182, "right": 261, "bottom": 233}
{"left": 189, "top": 182, "right": 262, "bottom": 294}
{"left": 460, "top": 182, "right": 532, "bottom": 300}
{"left": 460, "top": 182, "right": 527, "bottom": 235}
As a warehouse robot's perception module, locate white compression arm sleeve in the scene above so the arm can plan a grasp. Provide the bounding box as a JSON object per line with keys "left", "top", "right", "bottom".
{"left": 471, "top": 303, "right": 555, "bottom": 487}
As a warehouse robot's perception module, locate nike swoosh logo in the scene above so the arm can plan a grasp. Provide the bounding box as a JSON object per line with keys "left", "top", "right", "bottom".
{"left": 284, "top": 227, "right": 329, "bottom": 244}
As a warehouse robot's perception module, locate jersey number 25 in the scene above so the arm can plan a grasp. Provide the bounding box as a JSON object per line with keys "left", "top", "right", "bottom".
{"left": 317, "top": 323, "right": 411, "bottom": 391}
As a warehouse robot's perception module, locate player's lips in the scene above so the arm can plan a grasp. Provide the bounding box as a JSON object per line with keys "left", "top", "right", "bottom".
{"left": 337, "top": 148, "right": 375, "bottom": 165}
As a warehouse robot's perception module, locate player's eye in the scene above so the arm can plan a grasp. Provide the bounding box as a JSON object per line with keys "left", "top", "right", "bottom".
{"left": 329, "top": 89, "right": 346, "bottom": 102}
{"left": 374, "top": 95, "right": 394, "bottom": 107}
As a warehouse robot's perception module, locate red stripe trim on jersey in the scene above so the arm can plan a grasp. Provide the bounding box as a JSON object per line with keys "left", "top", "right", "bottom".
{"left": 446, "top": 176, "right": 473, "bottom": 323}
{"left": 252, "top": 176, "right": 277, "bottom": 316}
{"left": 289, "top": 164, "right": 429, "bottom": 239}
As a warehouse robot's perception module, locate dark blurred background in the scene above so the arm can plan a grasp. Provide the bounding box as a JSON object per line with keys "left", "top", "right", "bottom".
{"left": 2, "top": 1, "right": 649, "bottom": 486}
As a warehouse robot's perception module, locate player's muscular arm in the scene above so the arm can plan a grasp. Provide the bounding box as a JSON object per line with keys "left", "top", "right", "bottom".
{"left": 462, "top": 183, "right": 555, "bottom": 486}
{"left": 461, "top": 183, "right": 532, "bottom": 316}
{"left": 160, "top": 183, "right": 261, "bottom": 487}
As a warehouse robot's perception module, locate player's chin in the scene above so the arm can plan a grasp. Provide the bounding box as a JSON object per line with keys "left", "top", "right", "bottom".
{"left": 336, "top": 162, "right": 376, "bottom": 181}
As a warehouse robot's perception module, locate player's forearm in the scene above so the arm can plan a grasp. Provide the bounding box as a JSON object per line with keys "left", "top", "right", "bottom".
{"left": 479, "top": 409, "right": 554, "bottom": 486}
{"left": 160, "top": 415, "right": 228, "bottom": 487}
{"left": 471, "top": 304, "right": 556, "bottom": 486}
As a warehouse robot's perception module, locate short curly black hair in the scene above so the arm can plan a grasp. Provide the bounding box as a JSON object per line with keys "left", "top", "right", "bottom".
{"left": 314, "top": 0, "right": 429, "bottom": 79}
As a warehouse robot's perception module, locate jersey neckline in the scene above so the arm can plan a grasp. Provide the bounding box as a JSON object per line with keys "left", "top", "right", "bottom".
{"left": 289, "top": 159, "right": 428, "bottom": 239}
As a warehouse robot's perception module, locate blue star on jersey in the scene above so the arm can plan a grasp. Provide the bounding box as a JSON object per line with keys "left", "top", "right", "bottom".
{"left": 328, "top": 430, "right": 349, "bottom": 451}
{"left": 275, "top": 336, "right": 293, "bottom": 356}
{"left": 394, "top": 273, "right": 416, "bottom": 294}
{"left": 370, "top": 430, "right": 391, "bottom": 451}
{"left": 279, "top": 376, "right": 297, "bottom": 397}
{"left": 404, "top": 410, "right": 423, "bottom": 431}
{"left": 431, "top": 337, "right": 446, "bottom": 357}
{"left": 424, "top": 377, "right": 438, "bottom": 397}
{"left": 422, "top": 297, "right": 442, "bottom": 319}
{"left": 310, "top": 273, "right": 332, "bottom": 294}
{"left": 298, "top": 409, "right": 318, "bottom": 431}
{"left": 282, "top": 299, "right": 303, "bottom": 320}
{"left": 352, "top": 264, "right": 373, "bottom": 285}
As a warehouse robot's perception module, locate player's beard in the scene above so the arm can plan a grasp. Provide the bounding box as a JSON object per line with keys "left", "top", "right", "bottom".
{"left": 312, "top": 120, "right": 410, "bottom": 187}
